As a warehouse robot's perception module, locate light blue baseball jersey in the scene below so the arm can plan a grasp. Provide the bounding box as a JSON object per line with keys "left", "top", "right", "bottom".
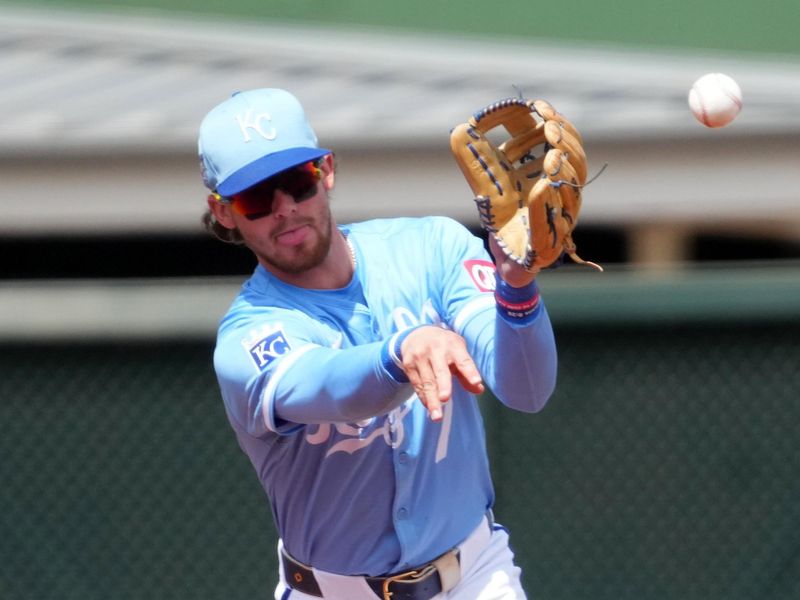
{"left": 212, "top": 216, "right": 557, "bottom": 576}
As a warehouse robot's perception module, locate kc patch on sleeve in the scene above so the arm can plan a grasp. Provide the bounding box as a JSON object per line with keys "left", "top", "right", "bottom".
{"left": 241, "top": 324, "right": 292, "bottom": 371}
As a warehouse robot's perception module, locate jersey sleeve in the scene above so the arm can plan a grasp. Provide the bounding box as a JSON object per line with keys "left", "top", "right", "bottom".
{"left": 213, "top": 308, "right": 412, "bottom": 438}
{"left": 431, "top": 217, "right": 558, "bottom": 413}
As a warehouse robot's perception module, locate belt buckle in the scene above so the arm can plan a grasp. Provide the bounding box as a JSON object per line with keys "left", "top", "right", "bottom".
{"left": 380, "top": 564, "right": 436, "bottom": 600}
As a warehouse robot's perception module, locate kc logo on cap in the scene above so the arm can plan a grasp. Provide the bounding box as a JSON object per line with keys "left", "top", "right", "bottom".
{"left": 198, "top": 88, "right": 331, "bottom": 196}
{"left": 236, "top": 109, "right": 277, "bottom": 143}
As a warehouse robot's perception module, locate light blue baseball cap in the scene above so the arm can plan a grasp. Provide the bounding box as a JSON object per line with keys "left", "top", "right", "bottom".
{"left": 198, "top": 88, "right": 331, "bottom": 196}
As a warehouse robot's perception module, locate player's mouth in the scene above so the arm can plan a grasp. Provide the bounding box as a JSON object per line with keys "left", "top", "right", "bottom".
{"left": 275, "top": 223, "right": 312, "bottom": 246}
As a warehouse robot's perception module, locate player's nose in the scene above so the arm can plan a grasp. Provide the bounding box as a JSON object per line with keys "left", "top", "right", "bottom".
{"left": 270, "top": 189, "right": 298, "bottom": 218}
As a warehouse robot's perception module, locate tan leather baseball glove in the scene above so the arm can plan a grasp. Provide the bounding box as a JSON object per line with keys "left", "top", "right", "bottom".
{"left": 450, "top": 97, "right": 601, "bottom": 274}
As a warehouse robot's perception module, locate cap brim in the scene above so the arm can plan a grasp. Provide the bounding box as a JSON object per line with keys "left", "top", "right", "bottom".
{"left": 216, "top": 147, "right": 331, "bottom": 196}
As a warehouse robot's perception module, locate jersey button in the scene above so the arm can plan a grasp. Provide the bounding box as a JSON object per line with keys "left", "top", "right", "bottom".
{"left": 397, "top": 507, "right": 408, "bottom": 520}
{"left": 398, "top": 452, "right": 409, "bottom": 464}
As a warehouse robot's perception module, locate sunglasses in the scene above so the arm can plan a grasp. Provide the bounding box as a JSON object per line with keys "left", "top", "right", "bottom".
{"left": 212, "top": 160, "right": 323, "bottom": 220}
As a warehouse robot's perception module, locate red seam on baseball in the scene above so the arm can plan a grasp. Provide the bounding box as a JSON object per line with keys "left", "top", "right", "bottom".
{"left": 695, "top": 86, "right": 711, "bottom": 127}
{"left": 726, "top": 91, "right": 743, "bottom": 110}
{"left": 718, "top": 73, "right": 742, "bottom": 111}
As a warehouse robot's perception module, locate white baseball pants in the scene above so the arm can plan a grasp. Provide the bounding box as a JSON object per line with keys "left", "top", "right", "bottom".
{"left": 273, "top": 517, "right": 527, "bottom": 599}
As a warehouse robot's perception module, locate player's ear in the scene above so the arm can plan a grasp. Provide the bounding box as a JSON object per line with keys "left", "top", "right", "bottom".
{"left": 207, "top": 194, "right": 237, "bottom": 229}
{"left": 320, "top": 153, "right": 335, "bottom": 191}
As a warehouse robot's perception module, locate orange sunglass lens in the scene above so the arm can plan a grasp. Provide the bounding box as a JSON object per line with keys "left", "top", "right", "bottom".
{"left": 229, "top": 162, "right": 321, "bottom": 219}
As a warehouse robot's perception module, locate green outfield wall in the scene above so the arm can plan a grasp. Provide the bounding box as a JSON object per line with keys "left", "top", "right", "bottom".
{"left": 10, "top": 0, "right": 800, "bottom": 56}
{"left": 2, "top": 264, "right": 799, "bottom": 600}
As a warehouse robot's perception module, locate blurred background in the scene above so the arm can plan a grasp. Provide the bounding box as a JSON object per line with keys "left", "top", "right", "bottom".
{"left": 1, "top": 1, "right": 799, "bottom": 599}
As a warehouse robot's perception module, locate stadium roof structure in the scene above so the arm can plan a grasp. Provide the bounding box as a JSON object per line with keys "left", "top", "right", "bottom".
{"left": 1, "top": 6, "right": 799, "bottom": 238}
{"left": 3, "top": 6, "right": 799, "bottom": 154}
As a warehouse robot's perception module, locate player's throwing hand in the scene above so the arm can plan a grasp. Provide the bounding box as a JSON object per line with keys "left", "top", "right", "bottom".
{"left": 399, "top": 326, "right": 484, "bottom": 421}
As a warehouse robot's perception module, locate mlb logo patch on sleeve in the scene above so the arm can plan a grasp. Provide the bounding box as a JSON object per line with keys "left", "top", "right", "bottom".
{"left": 464, "top": 259, "right": 496, "bottom": 292}
{"left": 241, "top": 324, "right": 292, "bottom": 371}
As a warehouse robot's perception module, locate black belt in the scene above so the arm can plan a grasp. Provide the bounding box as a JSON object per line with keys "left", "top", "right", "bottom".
{"left": 281, "top": 547, "right": 460, "bottom": 600}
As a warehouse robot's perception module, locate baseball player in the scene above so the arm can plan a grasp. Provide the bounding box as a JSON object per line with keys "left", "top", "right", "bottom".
{"left": 199, "top": 88, "right": 560, "bottom": 599}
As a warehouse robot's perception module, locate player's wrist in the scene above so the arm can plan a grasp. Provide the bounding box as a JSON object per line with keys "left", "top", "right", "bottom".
{"left": 495, "top": 269, "right": 537, "bottom": 289}
{"left": 381, "top": 326, "right": 422, "bottom": 383}
{"left": 494, "top": 275, "right": 540, "bottom": 322}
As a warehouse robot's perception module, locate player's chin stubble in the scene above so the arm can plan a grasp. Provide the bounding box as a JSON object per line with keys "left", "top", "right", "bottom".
{"left": 257, "top": 208, "right": 334, "bottom": 275}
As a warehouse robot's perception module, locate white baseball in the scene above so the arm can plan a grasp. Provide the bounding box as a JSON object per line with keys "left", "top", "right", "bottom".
{"left": 688, "top": 73, "right": 743, "bottom": 128}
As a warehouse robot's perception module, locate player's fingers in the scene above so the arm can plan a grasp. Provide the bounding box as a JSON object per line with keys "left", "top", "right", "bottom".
{"left": 430, "top": 354, "right": 454, "bottom": 403}
{"left": 408, "top": 361, "right": 444, "bottom": 422}
{"left": 400, "top": 325, "right": 481, "bottom": 421}
{"left": 441, "top": 334, "right": 484, "bottom": 394}
{"left": 451, "top": 354, "right": 484, "bottom": 395}
{"left": 417, "top": 382, "right": 444, "bottom": 422}
{"left": 424, "top": 391, "right": 444, "bottom": 422}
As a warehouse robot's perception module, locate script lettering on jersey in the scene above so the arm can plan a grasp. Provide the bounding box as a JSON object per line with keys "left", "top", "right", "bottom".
{"left": 304, "top": 395, "right": 453, "bottom": 463}
{"left": 306, "top": 299, "right": 454, "bottom": 463}
{"left": 235, "top": 109, "right": 277, "bottom": 142}
{"left": 305, "top": 400, "right": 414, "bottom": 457}
{"left": 391, "top": 298, "right": 442, "bottom": 332}
{"left": 241, "top": 324, "right": 291, "bottom": 371}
